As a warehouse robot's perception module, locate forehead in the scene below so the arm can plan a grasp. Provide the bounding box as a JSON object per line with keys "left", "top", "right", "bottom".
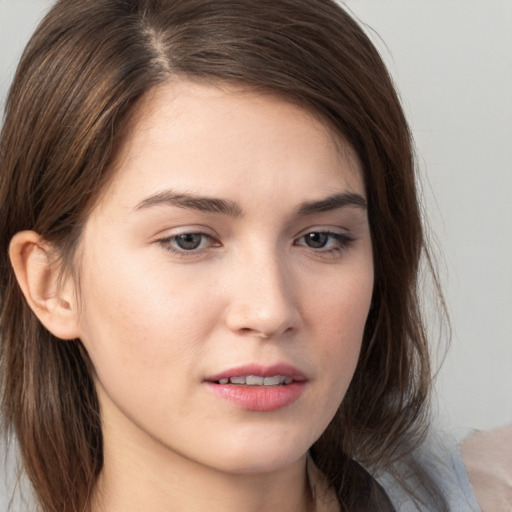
{"left": 100, "top": 80, "right": 364, "bottom": 211}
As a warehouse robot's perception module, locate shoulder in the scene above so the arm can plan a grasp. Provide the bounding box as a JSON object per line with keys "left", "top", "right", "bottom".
{"left": 461, "top": 424, "right": 512, "bottom": 512}
{"left": 0, "top": 436, "right": 35, "bottom": 512}
{"left": 377, "top": 430, "right": 483, "bottom": 512}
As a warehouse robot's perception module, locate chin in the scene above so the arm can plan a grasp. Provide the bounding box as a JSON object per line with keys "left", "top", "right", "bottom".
{"left": 215, "top": 453, "right": 306, "bottom": 476}
{"left": 200, "top": 430, "right": 313, "bottom": 475}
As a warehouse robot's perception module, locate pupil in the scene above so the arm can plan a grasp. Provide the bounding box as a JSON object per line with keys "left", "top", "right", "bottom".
{"left": 306, "top": 232, "right": 328, "bottom": 248}
{"left": 176, "top": 233, "right": 202, "bottom": 250}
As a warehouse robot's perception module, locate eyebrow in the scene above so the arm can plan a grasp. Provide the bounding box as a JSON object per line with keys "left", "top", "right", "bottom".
{"left": 296, "top": 192, "right": 367, "bottom": 216}
{"left": 135, "top": 190, "right": 243, "bottom": 217}
{"left": 134, "top": 189, "right": 367, "bottom": 217}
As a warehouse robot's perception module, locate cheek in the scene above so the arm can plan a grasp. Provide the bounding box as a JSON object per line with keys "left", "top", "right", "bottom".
{"left": 74, "top": 259, "right": 220, "bottom": 440}
{"left": 75, "top": 250, "right": 217, "bottom": 388}
{"left": 308, "top": 259, "right": 373, "bottom": 340}
{"left": 305, "top": 262, "right": 373, "bottom": 399}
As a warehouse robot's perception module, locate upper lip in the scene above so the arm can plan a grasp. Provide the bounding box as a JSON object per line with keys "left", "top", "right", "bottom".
{"left": 205, "top": 363, "right": 307, "bottom": 383}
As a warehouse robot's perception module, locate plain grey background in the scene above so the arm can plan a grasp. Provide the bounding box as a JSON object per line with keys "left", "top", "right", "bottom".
{"left": 344, "top": 0, "right": 512, "bottom": 435}
{"left": 1, "top": 0, "right": 511, "bottom": 438}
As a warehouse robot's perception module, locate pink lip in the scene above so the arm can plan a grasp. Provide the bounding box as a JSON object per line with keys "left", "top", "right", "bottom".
{"left": 204, "top": 363, "right": 307, "bottom": 412}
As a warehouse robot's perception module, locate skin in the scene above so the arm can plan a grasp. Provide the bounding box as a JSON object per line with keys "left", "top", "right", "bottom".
{"left": 11, "top": 81, "right": 374, "bottom": 512}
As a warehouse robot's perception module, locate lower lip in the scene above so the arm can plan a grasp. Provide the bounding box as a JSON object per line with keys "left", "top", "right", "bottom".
{"left": 205, "top": 382, "right": 306, "bottom": 411}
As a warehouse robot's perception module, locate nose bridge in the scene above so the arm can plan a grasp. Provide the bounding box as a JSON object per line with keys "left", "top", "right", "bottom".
{"left": 225, "top": 240, "right": 299, "bottom": 337}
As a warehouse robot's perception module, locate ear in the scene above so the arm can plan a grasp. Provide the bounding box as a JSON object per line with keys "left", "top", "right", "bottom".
{"left": 9, "top": 230, "right": 81, "bottom": 340}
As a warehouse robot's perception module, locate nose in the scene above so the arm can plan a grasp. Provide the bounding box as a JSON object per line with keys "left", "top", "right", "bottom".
{"left": 224, "top": 246, "right": 301, "bottom": 339}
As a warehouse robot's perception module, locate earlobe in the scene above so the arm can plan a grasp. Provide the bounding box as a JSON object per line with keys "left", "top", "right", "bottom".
{"left": 9, "top": 230, "right": 81, "bottom": 340}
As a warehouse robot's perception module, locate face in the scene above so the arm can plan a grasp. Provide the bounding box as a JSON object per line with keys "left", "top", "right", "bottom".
{"left": 74, "top": 81, "right": 373, "bottom": 475}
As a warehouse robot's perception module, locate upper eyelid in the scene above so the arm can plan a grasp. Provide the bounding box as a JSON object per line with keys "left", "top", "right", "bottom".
{"left": 155, "top": 227, "right": 350, "bottom": 240}
{"left": 295, "top": 231, "right": 353, "bottom": 243}
{"left": 153, "top": 225, "right": 218, "bottom": 240}
{"left": 293, "top": 225, "right": 350, "bottom": 237}
{"left": 159, "top": 232, "right": 217, "bottom": 244}
{"left": 154, "top": 222, "right": 354, "bottom": 241}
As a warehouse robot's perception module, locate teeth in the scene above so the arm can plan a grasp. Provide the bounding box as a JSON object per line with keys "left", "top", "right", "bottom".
{"left": 217, "top": 375, "right": 293, "bottom": 386}
{"left": 263, "top": 376, "right": 281, "bottom": 386}
{"left": 246, "top": 375, "right": 264, "bottom": 386}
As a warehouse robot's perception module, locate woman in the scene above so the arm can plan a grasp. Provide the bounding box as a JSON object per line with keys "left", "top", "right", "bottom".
{"left": 0, "top": 1, "right": 480, "bottom": 511}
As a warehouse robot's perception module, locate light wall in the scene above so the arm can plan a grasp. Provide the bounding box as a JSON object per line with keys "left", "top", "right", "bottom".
{"left": 344, "top": 0, "right": 512, "bottom": 434}
{"left": 1, "top": 0, "right": 511, "bottom": 435}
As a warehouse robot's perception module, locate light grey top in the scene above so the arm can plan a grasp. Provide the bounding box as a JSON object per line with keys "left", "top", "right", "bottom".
{"left": 378, "top": 433, "right": 482, "bottom": 512}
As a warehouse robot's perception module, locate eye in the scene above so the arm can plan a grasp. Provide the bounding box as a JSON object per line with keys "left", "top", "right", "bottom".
{"left": 303, "top": 232, "right": 331, "bottom": 249}
{"left": 157, "top": 232, "right": 217, "bottom": 254}
{"left": 295, "top": 231, "right": 354, "bottom": 252}
{"left": 173, "top": 233, "right": 207, "bottom": 250}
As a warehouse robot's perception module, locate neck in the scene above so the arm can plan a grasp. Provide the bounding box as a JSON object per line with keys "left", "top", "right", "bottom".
{"left": 93, "top": 413, "right": 314, "bottom": 512}
{"left": 94, "top": 450, "right": 313, "bottom": 512}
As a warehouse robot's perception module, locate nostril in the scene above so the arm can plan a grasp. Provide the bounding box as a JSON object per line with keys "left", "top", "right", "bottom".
{"left": 224, "top": 293, "right": 300, "bottom": 339}
{"left": 236, "top": 328, "right": 271, "bottom": 339}
{"left": 237, "top": 326, "right": 296, "bottom": 340}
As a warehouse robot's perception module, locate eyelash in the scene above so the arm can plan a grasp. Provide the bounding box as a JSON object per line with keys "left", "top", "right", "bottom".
{"left": 294, "top": 231, "right": 355, "bottom": 255}
{"left": 157, "top": 232, "right": 218, "bottom": 256}
{"left": 156, "top": 230, "right": 355, "bottom": 258}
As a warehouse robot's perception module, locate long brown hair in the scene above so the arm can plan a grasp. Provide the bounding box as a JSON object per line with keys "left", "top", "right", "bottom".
{"left": 1, "top": 1, "right": 444, "bottom": 510}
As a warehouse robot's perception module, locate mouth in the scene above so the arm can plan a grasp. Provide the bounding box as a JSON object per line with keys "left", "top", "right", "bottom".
{"left": 216, "top": 375, "right": 294, "bottom": 386}
{"left": 205, "top": 363, "right": 307, "bottom": 386}
{"left": 204, "top": 364, "right": 307, "bottom": 411}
